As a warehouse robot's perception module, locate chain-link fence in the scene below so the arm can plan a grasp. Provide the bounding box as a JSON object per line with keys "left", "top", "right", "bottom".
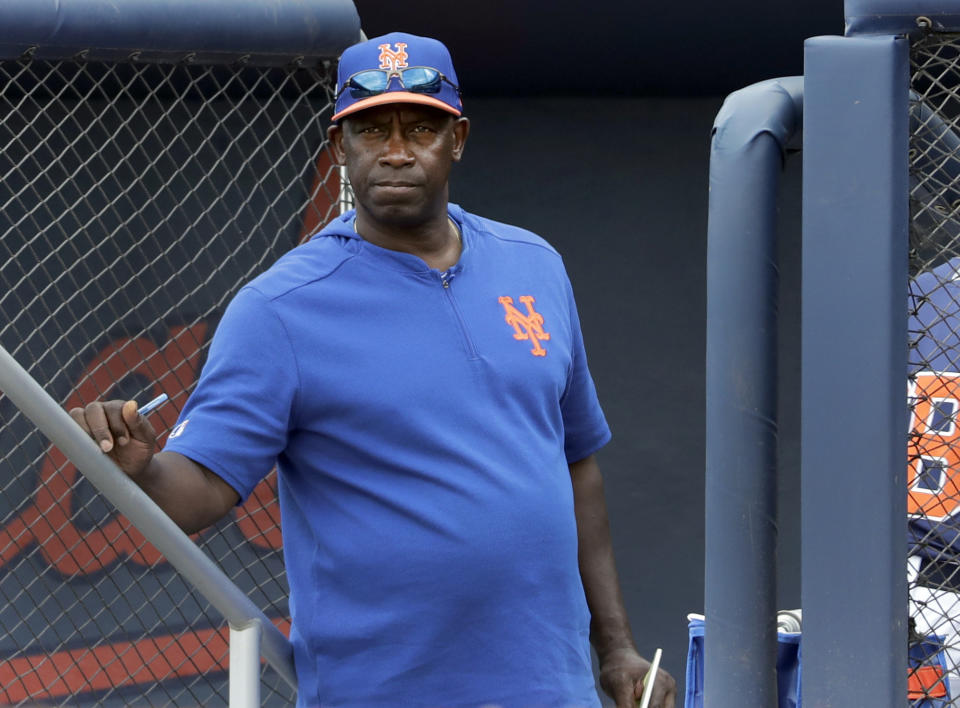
{"left": 908, "top": 30, "right": 960, "bottom": 708}
{"left": 0, "top": 51, "right": 343, "bottom": 705}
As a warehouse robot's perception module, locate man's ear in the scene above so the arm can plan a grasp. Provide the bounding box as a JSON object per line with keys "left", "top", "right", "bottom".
{"left": 327, "top": 123, "right": 346, "bottom": 165}
{"left": 451, "top": 117, "right": 470, "bottom": 162}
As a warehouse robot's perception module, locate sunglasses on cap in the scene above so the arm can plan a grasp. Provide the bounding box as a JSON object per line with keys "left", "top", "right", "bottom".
{"left": 335, "top": 66, "right": 461, "bottom": 101}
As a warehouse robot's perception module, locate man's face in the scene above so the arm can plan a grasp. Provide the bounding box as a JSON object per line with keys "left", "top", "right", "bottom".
{"left": 328, "top": 104, "right": 469, "bottom": 228}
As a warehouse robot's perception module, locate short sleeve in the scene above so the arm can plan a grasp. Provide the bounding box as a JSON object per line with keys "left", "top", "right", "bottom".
{"left": 163, "top": 286, "right": 299, "bottom": 502}
{"left": 559, "top": 277, "right": 612, "bottom": 463}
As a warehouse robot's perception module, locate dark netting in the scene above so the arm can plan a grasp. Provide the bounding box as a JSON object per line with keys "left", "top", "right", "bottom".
{"left": 909, "top": 31, "right": 960, "bottom": 708}
{"left": 0, "top": 52, "right": 344, "bottom": 706}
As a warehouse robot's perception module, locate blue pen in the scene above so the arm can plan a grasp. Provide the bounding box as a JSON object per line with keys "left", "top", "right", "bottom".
{"left": 137, "top": 392, "right": 169, "bottom": 416}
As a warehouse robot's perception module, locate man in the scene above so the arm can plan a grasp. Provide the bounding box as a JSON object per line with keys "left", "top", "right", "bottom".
{"left": 70, "top": 32, "right": 676, "bottom": 708}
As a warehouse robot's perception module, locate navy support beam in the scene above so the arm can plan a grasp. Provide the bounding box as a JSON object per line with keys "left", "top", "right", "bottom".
{"left": 0, "top": 0, "right": 361, "bottom": 62}
{"left": 705, "top": 76, "right": 803, "bottom": 708}
{"left": 802, "top": 35, "right": 909, "bottom": 707}
{"left": 846, "top": 0, "right": 960, "bottom": 35}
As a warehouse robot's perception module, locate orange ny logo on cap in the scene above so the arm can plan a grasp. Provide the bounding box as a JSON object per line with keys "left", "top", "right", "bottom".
{"left": 499, "top": 295, "right": 550, "bottom": 356}
{"left": 378, "top": 42, "right": 408, "bottom": 72}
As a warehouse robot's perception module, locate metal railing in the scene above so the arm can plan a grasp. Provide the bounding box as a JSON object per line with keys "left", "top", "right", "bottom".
{"left": 0, "top": 343, "right": 296, "bottom": 701}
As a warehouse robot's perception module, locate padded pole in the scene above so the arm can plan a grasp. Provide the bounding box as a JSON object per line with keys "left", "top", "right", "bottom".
{"left": 802, "top": 34, "right": 909, "bottom": 706}
{"left": 705, "top": 76, "right": 803, "bottom": 708}
{"left": 0, "top": 0, "right": 361, "bottom": 60}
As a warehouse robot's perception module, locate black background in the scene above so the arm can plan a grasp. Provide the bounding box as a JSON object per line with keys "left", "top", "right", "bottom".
{"left": 351, "top": 0, "right": 843, "bottom": 96}
{"left": 350, "top": 1, "right": 840, "bottom": 700}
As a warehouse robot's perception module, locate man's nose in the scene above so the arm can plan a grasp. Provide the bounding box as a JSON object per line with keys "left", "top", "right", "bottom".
{"left": 379, "top": 127, "right": 414, "bottom": 167}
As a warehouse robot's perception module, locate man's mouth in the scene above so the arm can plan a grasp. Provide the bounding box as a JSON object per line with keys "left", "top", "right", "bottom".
{"left": 371, "top": 181, "right": 421, "bottom": 200}
{"left": 374, "top": 181, "right": 419, "bottom": 189}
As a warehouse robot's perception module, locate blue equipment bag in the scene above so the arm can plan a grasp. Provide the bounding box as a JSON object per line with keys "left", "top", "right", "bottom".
{"left": 684, "top": 615, "right": 951, "bottom": 707}
{"left": 682, "top": 614, "right": 800, "bottom": 708}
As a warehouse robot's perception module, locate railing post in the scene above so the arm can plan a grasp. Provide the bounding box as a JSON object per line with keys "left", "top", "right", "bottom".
{"left": 230, "top": 620, "right": 263, "bottom": 708}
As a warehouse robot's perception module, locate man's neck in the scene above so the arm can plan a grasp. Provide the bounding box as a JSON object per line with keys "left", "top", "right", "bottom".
{"left": 354, "top": 208, "right": 461, "bottom": 271}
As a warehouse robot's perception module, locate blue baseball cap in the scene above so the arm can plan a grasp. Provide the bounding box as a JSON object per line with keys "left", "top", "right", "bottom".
{"left": 331, "top": 32, "right": 463, "bottom": 122}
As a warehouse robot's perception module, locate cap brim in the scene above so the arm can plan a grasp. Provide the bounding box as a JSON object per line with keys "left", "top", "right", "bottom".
{"left": 332, "top": 91, "right": 462, "bottom": 122}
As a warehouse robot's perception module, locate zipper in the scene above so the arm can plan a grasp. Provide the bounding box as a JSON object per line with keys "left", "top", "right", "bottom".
{"left": 439, "top": 270, "right": 479, "bottom": 359}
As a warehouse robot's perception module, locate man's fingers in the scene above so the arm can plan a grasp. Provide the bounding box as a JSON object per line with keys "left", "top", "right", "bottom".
{"left": 68, "top": 406, "right": 91, "bottom": 435}
{"left": 663, "top": 682, "right": 678, "bottom": 708}
{"left": 121, "top": 399, "right": 138, "bottom": 426}
{"left": 651, "top": 671, "right": 678, "bottom": 708}
{"left": 105, "top": 400, "right": 135, "bottom": 446}
{"left": 121, "top": 399, "right": 157, "bottom": 443}
{"left": 610, "top": 677, "right": 636, "bottom": 708}
{"left": 82, "top": 402, "right": 118, "bottom": 452}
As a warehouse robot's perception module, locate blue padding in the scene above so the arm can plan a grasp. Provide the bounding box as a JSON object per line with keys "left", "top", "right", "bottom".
{"left": 705, "top": 75, "right": 802, "bottom": 708}
{"left": 0, "top": 0, "right": 361, "bottom": 60}
{"left": 801, "top": 33, "right": 909, "bottom": 707}
{"left": 846, "top": 0, "right": 960, "bottom": 35}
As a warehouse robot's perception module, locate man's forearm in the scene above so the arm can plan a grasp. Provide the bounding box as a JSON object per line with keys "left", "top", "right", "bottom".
{"left": 135, "top": 451, "right": 239, "bottom": 534}
{"left": 570, "top": 454, "right": 636, "bottom": 657}
{"left": 69, "top": 399, "right": 240, "bottom": 535}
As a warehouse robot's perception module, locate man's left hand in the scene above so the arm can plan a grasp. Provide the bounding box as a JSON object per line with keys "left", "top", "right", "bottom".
{"left": 598, "top": 647, "right": 677, "bottom": 708}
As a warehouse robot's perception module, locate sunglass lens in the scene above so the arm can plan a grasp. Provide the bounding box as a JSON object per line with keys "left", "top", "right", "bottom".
{"left": 348, "top": 70, "right": 390, "bottom": 98}
{"left": 401, "top": 67, "right": 442, "bottom": 94}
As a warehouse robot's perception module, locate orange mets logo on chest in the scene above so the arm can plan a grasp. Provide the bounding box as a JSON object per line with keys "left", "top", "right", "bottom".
{"left": 499, "top": 295, "right": 550, "bottom": 356}
{"left": 378, "top": 42, "right": 409, "bottom": 72}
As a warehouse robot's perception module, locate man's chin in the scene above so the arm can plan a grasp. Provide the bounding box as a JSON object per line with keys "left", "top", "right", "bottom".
{"left": 365, "top": 202, "right": 432, "bottom": 228}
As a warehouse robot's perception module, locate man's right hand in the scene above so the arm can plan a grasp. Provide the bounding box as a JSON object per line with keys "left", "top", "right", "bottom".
{"left": 68, "top": 400, "right": 237, "bottom": 534}
{"left": 69, "top": 400, "right": 158, "bottom": 478}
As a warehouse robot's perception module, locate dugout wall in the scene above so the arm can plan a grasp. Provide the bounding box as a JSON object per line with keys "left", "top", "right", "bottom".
{"left": 0, "top": 1, "right": 360, "bottom": 704}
